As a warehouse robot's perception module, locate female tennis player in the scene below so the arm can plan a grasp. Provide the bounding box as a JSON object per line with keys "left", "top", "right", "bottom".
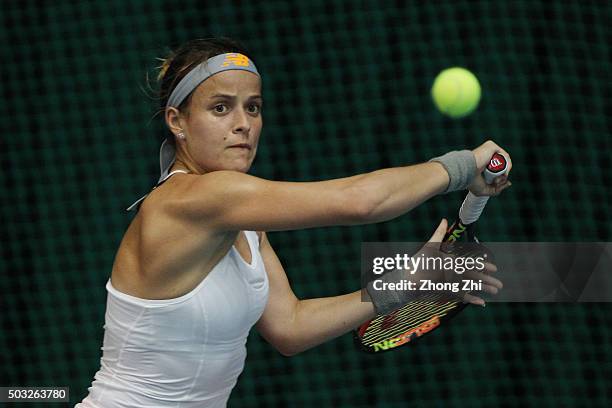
{"left": 77, "top": 38, "right": 511, "bottom": 407}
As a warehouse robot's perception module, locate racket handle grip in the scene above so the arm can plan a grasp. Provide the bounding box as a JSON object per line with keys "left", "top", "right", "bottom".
{"left": 458, "top": 153, "right": 508, "bottom": 225}
{"left": 459, "top": 192, "right": 490, "bottom": 225}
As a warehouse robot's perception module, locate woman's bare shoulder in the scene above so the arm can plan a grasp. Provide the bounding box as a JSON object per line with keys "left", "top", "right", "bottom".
{"left": 112, "top": 175, "right": 236, "bottom": 299}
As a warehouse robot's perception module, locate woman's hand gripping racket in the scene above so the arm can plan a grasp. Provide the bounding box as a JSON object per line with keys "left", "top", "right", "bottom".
{"left": 355, "top": 153, "right": 508, "bottom": 353}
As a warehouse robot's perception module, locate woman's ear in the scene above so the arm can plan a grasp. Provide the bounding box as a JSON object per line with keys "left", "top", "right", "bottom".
{"left": 165, "top": 107, "right": 185, "bottom": 140}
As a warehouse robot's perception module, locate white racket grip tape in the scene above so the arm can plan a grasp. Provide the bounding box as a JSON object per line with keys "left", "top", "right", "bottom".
{"left": 459, "top": 192, "right": 490, "bottom": 225}
{"left": 458, "top": 153, "right": 508, "bottom": 225}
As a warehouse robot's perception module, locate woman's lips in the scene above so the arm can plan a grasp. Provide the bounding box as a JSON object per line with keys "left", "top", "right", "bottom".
{"left": 228, "top": 144, "right": 251, "bottom": 150}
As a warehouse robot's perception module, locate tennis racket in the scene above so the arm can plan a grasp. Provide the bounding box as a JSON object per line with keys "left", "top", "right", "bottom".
{"left": 355, "top": 153, "right": 508, "bottom": 353}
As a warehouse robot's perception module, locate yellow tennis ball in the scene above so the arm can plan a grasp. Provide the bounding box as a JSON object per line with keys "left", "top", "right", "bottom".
{"left": 431, "top": 67, "right": 481, "bottom": 118}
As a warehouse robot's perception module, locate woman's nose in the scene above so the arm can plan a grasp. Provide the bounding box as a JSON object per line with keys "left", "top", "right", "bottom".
{"left": 233, "top": 109, "right": 251, "bottom": 134}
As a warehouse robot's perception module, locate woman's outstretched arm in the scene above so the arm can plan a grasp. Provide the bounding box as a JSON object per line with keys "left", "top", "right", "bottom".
{"left": 158, "top": 141, "right": 510, "bottom": 233}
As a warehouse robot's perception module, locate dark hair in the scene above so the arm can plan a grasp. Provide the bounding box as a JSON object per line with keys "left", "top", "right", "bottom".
{"left": 150, "top": 37, "right": 251, "bottom": 140}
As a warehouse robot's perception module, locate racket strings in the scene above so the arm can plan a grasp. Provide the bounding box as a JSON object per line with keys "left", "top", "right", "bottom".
{"left": 360, "top": 294, "right": 461, "bottom": 345}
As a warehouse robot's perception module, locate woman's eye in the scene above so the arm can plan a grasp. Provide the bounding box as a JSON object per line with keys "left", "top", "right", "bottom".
{"left": 214, "top": 104, "right": 228, "bottom": 113}
{"left": 247, "top": 104, "right": 261, "bottom": 114}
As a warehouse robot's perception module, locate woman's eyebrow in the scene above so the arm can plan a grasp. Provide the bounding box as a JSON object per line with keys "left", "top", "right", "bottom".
{"left": 209, "top": 93, "right": 235, "bottom": 99}
{"left": 209, "top": 93, "right": 262, "bottom": 100}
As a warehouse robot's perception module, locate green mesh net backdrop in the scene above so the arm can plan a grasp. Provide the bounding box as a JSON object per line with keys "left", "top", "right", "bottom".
{"left": 1, "top": 1, "right": 611, "bottom": 407}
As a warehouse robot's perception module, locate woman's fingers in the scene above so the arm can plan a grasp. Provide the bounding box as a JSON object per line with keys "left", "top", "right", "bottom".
{"left": 459, "top": 283, "right": 499, "bottom": 305}
{"left": 471, "top": 175, "right": 512, "bottom": 197}
{"left": 480, "top": 284, "right": 499, "bottom": 295}
{"left": 463, "top": 270, "right": 503, "bottom": 289}
{"left": 498, "top": 147, "right": 512, "bottom": 176}
{"left": 461, "top": 261, "right": 496, "bottom": 275}
{"left": 428, "top": 218, "right": 448, "bottom": 243}
{"left": 461, "top": 292, "right": 485, "bottom": 306}
{"left": 483, "top": 261, "right": 497, "bottom": 274}
{"left": 494, "top": 180, "right": 512, "bottom": 195}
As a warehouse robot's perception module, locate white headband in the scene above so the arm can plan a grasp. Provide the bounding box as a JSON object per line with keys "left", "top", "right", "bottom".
{"left": 166, "top": 52, "right": 259, "bottom": 108}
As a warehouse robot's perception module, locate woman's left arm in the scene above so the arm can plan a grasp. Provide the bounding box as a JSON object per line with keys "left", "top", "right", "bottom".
{"left": 256, "top": 232, "right": 375, "bottom": 356}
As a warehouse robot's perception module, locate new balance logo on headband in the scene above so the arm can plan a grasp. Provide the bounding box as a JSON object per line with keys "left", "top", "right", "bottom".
{"left": 222, "top": 53, "right": 251, "bottom": 67}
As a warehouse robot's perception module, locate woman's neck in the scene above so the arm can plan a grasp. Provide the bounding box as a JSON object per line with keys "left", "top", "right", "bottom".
{"left": 170, "top": 158, "right": 201, "bottom": 175}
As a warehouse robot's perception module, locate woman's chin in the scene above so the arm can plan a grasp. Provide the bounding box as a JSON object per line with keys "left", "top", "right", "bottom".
{"left": 226, "top": 160, "right": 252, "bottom": 173}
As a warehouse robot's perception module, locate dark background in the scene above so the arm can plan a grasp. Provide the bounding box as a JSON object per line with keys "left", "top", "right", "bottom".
{"left": 1, "top": 0, "right": 610, "bottom": 406}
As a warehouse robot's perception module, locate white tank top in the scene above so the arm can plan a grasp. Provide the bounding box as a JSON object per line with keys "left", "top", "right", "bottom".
{"left": 77, "top": 172, "right": 269, "bottom": 408}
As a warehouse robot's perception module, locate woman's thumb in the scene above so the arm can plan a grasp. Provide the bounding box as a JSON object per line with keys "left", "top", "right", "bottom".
{"left": 428, "top": 218, "right": 448, "bottom": 243}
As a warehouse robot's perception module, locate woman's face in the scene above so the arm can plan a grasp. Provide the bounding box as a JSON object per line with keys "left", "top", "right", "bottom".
{"left": 172, "top": 70, "right": 263, "bottom": 174}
